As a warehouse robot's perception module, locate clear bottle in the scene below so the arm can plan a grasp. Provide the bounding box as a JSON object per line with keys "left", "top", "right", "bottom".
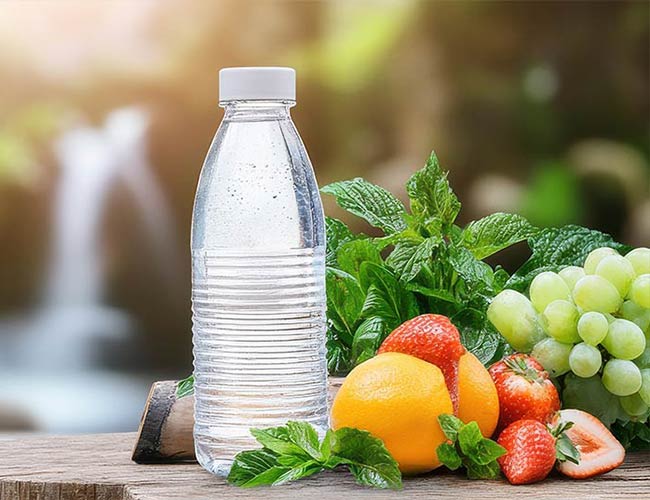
{"left": 191, "top": 67, "right": 329, "bottom": 476}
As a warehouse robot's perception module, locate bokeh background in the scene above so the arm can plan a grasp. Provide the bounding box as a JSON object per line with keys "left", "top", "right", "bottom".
{"left": 0, "top": 0, "right": 648, "bottom": 433}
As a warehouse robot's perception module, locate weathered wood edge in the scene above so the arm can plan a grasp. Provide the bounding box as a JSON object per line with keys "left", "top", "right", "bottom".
{"left": 132, "top": 377, "right": 345, "bottom": 464}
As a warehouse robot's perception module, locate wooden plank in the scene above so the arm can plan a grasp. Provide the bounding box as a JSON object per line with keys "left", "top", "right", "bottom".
{"left": 0, "top": 433, "right": 649, "bottom": 499}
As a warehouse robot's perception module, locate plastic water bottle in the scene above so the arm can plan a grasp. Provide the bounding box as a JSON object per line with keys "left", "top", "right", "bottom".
{"left": 191, "top": 67, "right": 329, "bottom": 476}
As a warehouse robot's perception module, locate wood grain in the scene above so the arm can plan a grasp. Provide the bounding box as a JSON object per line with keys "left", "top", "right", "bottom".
{"left": 0, "top": 433, "right": 649, "bottom": 499}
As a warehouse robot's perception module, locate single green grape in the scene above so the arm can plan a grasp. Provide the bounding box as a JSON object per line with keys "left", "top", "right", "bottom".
{"left": 542, "top": 299, "right": 580, "bottom": 343}
{"left": 569, "top": 342, "right": 602, "bottom": 378}
{"left": 639, "top": 368, "right": 650, "bottom": 405}
{"left": 602, "top": 318, "right": 646, "bottom": 360}
{"left": 577, "top": 311, "right": 609, "bottom": 346}
{"left": 487, "top": 290, "right": 545, "bottom": 352}
{"left": 573, "top": 275, "right": 622, "bottom": 313}
{"left": 531, "top": 338, "right": 572, "bottom": 377}
{"left": 530, "top": 271, "right": 571, "bottom": 312}
{"left": 629, "top": 274, "right": 650, "bottom": 309}
{"left": 559, "top": 266, "right": 586, "bottom": 291}
{"left": 620, "top": 393, "right": 648, "bottom": 417}
{"left": 620, "top": 300, "right": 650, "bottom": 332}
{"left": 584, "top": 247, "right": 618, "bottom": 274}
{"left": 602, "top": 359, "right": 642, "bottom": 396}
{"left": 626, "top": 247, "right": 650, "bottom": 276}
{"left": 595, "top": 254, "right": 636, "bottom": 298}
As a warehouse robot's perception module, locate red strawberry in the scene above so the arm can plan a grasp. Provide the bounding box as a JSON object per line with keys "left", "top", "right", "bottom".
{"left": 497, "top": 419, "right": 557, "bottom": 485}
{"left": 378, "top": 314, "right": 465, "bottom": 412}
{"left": 553, "top": 409, "right": 625, "bottom": 479}
{"left": 489, "top": 353, "right": 560, "bottom": 432}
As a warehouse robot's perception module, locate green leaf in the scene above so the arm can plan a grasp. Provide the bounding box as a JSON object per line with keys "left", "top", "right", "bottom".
{"left": 321, "top": 178, "right": 407, "bottom": 234}
{"left": 176, "top": 375, "right": 194, "bottom": 398}
{"left": 320, "top": 429, "right": 336, "bottom": 462}
{"left": 250, "top": 427, "right": 309, "bottom": 458}
{"left": 448, "top": 245, "right": 498, "bottom": 295}
{"left": 406, "top": 151, "right": 460, "bottom": 228}
{"left": 351, "top": 316, "right": 392, "bottom": 364}
{"left": 465, "top": 459, "right": 501, "bottom": 480}
{"left": 286, "top": 421, "right": 323, "bottom": 461}
{"left": 325, "top": 217, "right": 356, "bottom": 266}
{"left": 227, "top": 449, "right": 284, "bottom": 487}
{"left": 337, "top": 239, "right": 382, "bottom": 279}
{"left": 508, "top": 225, "right": 632, "bottom": 291}
{"left": 272, "top": 460, "right": 323, "bottom": 485}
{"left": 386, "top": 237, "right": 440, "bottom": 282}
{"left": 471, "top": 438, "right": 506, "bottom": 466}
{"left": 359, "top": 262, "right": 419, "bottom": 327}
{"left": 326, "top": 329, "right": 353, "bottom": 375}
{"left": 436, "top": 442, "right": 462, "bottom": 470}
{"left": 562, "top": 373, "right": 627, "bottom": 426}
{"left": 438, "top": 414, "right": 464, "bottom": 441}
{"left": 461, "top": 212, "right": 539, "bottom": 260}
{"left": 326, "top": 267, "right": 365, "bottom": 343}
{"left": 452, "top": 309, "right": 507, "bottom": 366}
{"left": 556, "top": 433, "right": 580, "bottom": 465}
{"left": 331, "top": 427, "right": 403, "bottom": 490}
{"left": 458, "top": 421, "right": 484, "bottom": 456}
{"left": 611, "top": 420, "right": 650, "bottom": 451}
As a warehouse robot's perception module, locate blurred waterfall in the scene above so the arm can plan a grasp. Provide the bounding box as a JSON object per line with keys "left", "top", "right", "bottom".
{"left": 0, "top": 107, "right": 176, "bottom": 432}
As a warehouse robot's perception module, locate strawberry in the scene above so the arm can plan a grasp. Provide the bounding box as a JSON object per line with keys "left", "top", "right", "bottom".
{"left": 553, "top": 409, "right": 625, "bottom": 479}
{"left": 497, "top": 419, "right": 557, "bottom": 484}
{"left": 378, "top": 314, "right": 465, "bottom": 412}
{"left": 489, "top": 353, "right": 560, "bottom": 432}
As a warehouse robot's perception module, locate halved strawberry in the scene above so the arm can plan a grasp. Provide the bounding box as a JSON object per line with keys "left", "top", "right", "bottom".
{"left": 553, "top": 409, "right": 625, "bottom": 479}
{"left": 378, "top": 314, "right": 465, "bottom": 412}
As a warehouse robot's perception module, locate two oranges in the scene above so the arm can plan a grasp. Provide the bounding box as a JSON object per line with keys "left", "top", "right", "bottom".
{"left": 331, "top": 350, "right": 499, "bottom": 474}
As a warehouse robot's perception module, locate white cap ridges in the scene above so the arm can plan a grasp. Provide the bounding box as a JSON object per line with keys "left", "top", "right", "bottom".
{"left": 219, "top": 67, "right": 296, "bottom": 103}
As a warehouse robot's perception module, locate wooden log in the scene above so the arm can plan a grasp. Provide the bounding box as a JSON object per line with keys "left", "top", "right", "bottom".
{"left": 132, "top": 377, "right": 344, "bottom": 463}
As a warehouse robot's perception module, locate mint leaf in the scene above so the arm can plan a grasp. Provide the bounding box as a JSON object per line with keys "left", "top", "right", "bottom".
{"left": 508, "top": 225, "right": 632, "bottom": 291}
{"left": 406, "top": 151, "right": 460, "bottom": 228}
{"left": 326, "top": 268, "right": 364, "bottom": 343}
{"left": 326, "top": 329, "right": 353, "bottom": 375}
{"left": 331, "top": 427, "right": 402, "bottom": 490}
{"left": 326, "top": 217, "right": 356, "bottom": 266}
{"left": 228, "top": 449, "right": 284, "bottom": 487}
{"left": 386, "top": 237, "right": 440, "bottom": 282}
{"left": 337, "top": 239, "right": 382, "bottom": 279}
{"left": 436, "top": 442, "right": 462, "bottom": 470}
{"left": 272, "top": 461, "right": 323, "bottom": 486}
{"left": 452, "top": 308, "right": 507, "bottom": 366}
{"left": 250, "top": 427, "right": 309, "bottom": 458}
{"left": 286, "top": 421, "right": 322, "bottom": 461}
{"left": 448, "top": 245, "right": 498, "bottom": 295}
{"left": 465, "top": 460, "right": 501, "bottom": 480}
{"left": 321, "top": 178, "right": 407, "bottom": 234}
{"left": 176, "top": 375, "right": 194, "bottom": 398}
{"left": 436, "top": 416, "right": 504, "bottom": 480}
{"left": 458, "top": 421, "right": 484, "bottom": 456}
{"left": 359, "top": 262, "right": 419, "bottom": 327}
{"left": 472, "top": 438, "right": 507, "bottom": 466}
{"left": 462, "top": 213, "right": 538, "bottom": 260}
{"left": 351, "top": 316, "right": 391, "bottom": 365}
{"left": 438, "top": 414, "right": 464, "bottom": 441}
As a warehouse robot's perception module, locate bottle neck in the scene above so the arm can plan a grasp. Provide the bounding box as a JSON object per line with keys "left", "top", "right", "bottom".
{"left": 220, "top": 100, "right": 294, "bottom": 121}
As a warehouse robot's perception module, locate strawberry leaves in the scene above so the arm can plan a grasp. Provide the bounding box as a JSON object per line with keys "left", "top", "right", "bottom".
{"left": 228, "top": 422, "right": 402, "bottom": 489}
{"left": 436, "top": 414, "right": 506, "bottom": 479}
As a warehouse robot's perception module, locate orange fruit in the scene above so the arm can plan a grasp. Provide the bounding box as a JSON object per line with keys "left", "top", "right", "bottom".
{"left": 457, "top": 352, "right": 499, "bottom": 437}
{"left": 330, "top": 352, "right": 452, "bottom": 474}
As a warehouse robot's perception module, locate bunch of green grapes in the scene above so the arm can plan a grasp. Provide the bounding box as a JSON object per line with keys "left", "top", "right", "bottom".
{"left": 488, "top": 246, "right": 650, "bottom": 419}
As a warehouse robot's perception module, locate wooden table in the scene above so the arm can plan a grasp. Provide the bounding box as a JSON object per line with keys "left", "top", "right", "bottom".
{"left": 1, "top": 433, "right": 648, "bottom": 499}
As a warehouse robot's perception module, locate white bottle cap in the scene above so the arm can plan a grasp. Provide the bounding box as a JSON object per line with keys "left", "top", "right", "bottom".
{"left": 219, "top": 67, "right": 296, "bottom": 103}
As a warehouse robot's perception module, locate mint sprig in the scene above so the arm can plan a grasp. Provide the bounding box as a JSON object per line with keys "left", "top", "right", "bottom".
{"left": 227, "top": 422, "right": 402, "bottom": 489}
{"left": 436, "top": 414, "right": 506, "bottom": 479}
